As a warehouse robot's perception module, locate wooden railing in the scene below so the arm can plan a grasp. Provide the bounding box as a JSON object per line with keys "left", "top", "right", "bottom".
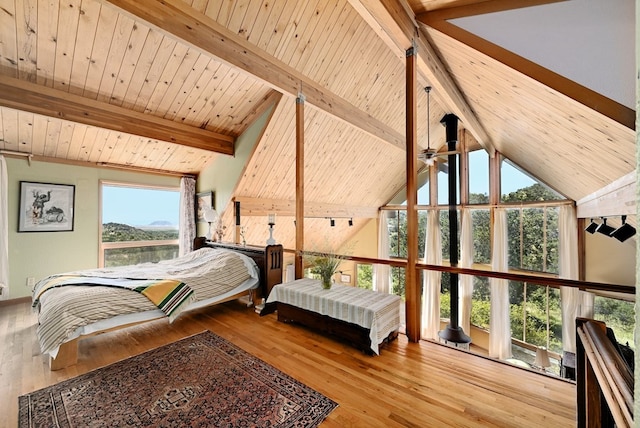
{"left": 282, "top": 248, "right": 636, "bottom": 295}
{"left": 576, "top": 318, "right": 634, "bottom": 427}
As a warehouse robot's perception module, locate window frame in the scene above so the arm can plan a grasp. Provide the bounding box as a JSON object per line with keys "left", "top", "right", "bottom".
{"left": 99, "top": 180, "right": 180, "bottom": 268}
{"left": 383, "top": 146, "right": 572, "bottom": 356}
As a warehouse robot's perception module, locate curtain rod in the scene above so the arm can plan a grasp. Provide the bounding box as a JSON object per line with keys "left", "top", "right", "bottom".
{"left": 0, "top": 150, "right": 194, "bottom": 178}
{"left": 0, "top": 150, "right": 33, "bottom": 165}
{"left": 96, "top": 162, "right": 195, "bottom": 178}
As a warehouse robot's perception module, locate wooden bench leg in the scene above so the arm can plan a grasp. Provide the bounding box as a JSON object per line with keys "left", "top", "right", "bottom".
{"left": 49, "top": 338, "right": 78, "bottom": 371}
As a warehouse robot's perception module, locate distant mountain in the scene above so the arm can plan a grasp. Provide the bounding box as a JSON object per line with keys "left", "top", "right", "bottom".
{"left": 102, "top": 222, "right": 178, "bottom": 242}
{"left": 149, "top": 220, "right": 174, "bottom": 226}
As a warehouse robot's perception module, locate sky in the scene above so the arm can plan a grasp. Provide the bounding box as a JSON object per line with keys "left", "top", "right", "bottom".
{"left": 102, "top": 185, "right": 180, "bottom": 226}
{"left": 424, "top": 151, "right": 536, "bottom": 205}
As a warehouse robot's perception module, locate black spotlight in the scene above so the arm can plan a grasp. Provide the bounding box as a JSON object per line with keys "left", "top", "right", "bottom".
{"left": 330, "top": 218, "right": 335, "bottom": 227}
{"left": 585, "top": 219, "right": 598, "bottom": 234}
{"left": 348, "top": 218, "right": 353, "bottom": 227}
{"left": 611, "top": 216, "right": 636, "bottom": 242}
{"left": 596, "top": 218, "right": 615, "bottom": 236}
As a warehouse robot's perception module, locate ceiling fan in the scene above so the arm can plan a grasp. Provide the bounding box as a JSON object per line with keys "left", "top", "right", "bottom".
{"left": 418, "top": 86, "right": 458, "bottom": 166}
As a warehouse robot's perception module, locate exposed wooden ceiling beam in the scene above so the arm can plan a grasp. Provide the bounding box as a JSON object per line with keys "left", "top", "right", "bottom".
{"left": 101, "top": 0, "right": 405, "bottom": 150}
{"left": 419, "top": 8, "right": 635, "bottom": 130}
{"left": 348, "top": 0, "right": 496, "bottom": 156}
{"left": 576, "top": 171, "right": 636, "bottom": 218}
{"left": 0, "top": 75, "right": 235, "bottom": 155}
{"left": 234, "top": 196, "right": 378, "bottom": 219}
{"left": 236, "top": 90, "right": 283, "bottom": 131}
{"left": 424, "top": 0, "right": 567, "bottom": 19}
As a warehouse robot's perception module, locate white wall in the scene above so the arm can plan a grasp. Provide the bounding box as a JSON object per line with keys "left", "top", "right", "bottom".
{"left": 584, "top": 232, "right": 636, "bottom": 286}
{"left": 3, "top": 158, "right": 179, "bottom": 300}
{"left": 454, "top": 0, "right": 635, "bottom": 108}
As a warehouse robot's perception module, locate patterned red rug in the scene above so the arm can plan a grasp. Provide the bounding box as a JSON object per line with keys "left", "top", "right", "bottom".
{"left": 19, "top": 331, "right": 337, "bottom": 427}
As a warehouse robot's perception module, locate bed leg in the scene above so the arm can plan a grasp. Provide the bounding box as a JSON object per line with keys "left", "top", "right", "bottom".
{"left": 237, "top": 290, "right": 255, "bottom": 307}
{"left": 49, "top": 338, "right": 78, "bottom": 371}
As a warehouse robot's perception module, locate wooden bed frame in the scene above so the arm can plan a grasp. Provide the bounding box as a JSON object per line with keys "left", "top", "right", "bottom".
{"left": 192, "top": 238, "right": 283, "bottom": 301}
{"left": 49, "top": 239, "right": 283, "bottom": 370}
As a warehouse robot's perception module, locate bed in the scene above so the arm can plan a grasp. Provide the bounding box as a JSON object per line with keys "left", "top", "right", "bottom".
{"left": 32, "top": 239, "right": 283, "bottom": 370}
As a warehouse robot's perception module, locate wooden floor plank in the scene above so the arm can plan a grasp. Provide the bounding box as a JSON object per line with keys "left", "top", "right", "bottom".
{"left": 0, "top": 300, "right": 576, "bottom": 427}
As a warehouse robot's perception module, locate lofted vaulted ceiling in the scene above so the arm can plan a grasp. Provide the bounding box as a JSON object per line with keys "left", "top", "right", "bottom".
{"left": 0, "top": 0, "right": 635, "bottom": 248}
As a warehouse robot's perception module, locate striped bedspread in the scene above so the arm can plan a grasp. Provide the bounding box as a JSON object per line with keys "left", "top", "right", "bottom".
{"left": 33, "top": 248, "right": 259, "bottom": 357}
{"left": 33, "top": 275, "right": 195, "bottom": 320}
{"left": 267, "top": 278, "right": 401, "bottom": 354}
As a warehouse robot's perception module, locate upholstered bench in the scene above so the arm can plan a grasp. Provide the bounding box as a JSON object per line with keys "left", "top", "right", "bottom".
{"left": 266, "top": 278, "right": 401, "bottom": 354}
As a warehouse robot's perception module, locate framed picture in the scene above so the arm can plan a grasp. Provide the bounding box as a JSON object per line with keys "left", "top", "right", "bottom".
{"left": 18, "top": 181, "right": 75, "bottom": 232}
{"left": 195, "top": 191, "right": 214, "bottom": 223}
{"left": 340, "top": 273, "right": 351, "bottom": 283}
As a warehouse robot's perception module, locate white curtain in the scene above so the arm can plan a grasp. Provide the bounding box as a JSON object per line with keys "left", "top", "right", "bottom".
{"left": 0, "top": 156, "right": 8, "bottom": 298}
{"left": 373, "top": 210, "right": 391, "bottom": 294}
{"left": 421, "top": 210, "right": 442, "bottom": 340}
{"left": 178, "top": 176, "right": 196, "bottom": 256}
{"left": 459, "top": 208, "right": 474, "bottom": 334}
{"left": 490, "top": 208, "right": 511, "bottom": 359}
{"left": 559, "top": 205, "right": 593, "bottom": 353}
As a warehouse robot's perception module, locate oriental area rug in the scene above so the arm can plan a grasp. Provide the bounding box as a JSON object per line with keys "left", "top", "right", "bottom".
{"left": 19, "top": 331, "right": 338, "bottom": 427}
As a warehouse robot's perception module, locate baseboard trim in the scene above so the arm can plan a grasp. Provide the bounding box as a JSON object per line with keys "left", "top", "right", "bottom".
{"left": 0, "top": 296, "right": 31, "bottom": 307}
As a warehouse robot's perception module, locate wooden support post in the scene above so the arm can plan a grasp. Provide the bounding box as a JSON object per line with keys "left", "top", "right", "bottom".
{"left": 295, "top": 94, "right": 305, "bottom": 279}
{"left": 405, "top": 43, "right": 420, "bottom": 342}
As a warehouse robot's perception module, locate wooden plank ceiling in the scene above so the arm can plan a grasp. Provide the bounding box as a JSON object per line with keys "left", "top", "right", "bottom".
{"left": 0, "top": 0, "right": 635, "bottom": 249}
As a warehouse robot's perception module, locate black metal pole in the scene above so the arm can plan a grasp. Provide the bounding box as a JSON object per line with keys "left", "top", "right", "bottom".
{"left": 438, "top": 113, "right": 471, "bottom": 345}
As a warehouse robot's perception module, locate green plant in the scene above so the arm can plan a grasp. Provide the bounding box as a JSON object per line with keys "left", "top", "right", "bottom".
{"left": 306, "top": 251, "right": 344, "bottom": 289}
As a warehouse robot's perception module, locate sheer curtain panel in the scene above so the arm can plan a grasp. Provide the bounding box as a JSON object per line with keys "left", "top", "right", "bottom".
{"left": 490, "top": 208, "right": 511, "bottom": 359}
{"left": 559, "top": 205, "right": 593, "bottom": 352}
{"left": 459, "top": 209, "right": 474, "bottom": 334}
{"left": 373, "top": 210, "right": 391, "bottom": 294}
{"left": 179, "top": 176, "right": 196, "bottom": 256}
{"left": 421, "top": 210, "right": 442, "bottom": 340}
{"left": 0, "top": 156, "right": 8, "bottom": 298}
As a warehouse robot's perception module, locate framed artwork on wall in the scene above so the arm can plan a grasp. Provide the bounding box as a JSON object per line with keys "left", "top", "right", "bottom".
{"left": 195, "top": 191, "right": 215, "bottom": 223}
{"left": 18, "top": 181, "right": 75, "bottom": 232}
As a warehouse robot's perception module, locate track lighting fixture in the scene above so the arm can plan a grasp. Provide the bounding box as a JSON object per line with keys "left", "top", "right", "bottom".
{"left": 596, "top": 218, "right": 615, "bottom": 236}
{"left": 584, "top": 219, "right": 598, "bottom": 234}
{"left": 610, "top": 216, "right": 636, "bottom": 242}
{"left": 348, "top": 218, "right": 353, "bottom": 227}
{"left": 330, "top": 218, "right": 335, "bottom": 227}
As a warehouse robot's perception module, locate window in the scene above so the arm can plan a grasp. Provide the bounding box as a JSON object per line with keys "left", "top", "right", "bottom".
{"left": 100, "top": 182, "right": 180, "bottom": 267}
{"left": 383, "top": 146, "right": 585, "bottom": 369}
{"left": 501, "top": 159, "right": 563, "bottom": 203}
{"left": 506, "top": 207, "right": 559, "bottom": 274}
{"left": 594, "top": 296, "right": 635, "bottom": 349}
{"left": 356, "top": 264, "right": 373, "bottom": 290}
{"left": 468, "top": 150, "right": 489, "bottom": 204}
{"left": 437, "top": 159, "right": 460, "bottom": 206}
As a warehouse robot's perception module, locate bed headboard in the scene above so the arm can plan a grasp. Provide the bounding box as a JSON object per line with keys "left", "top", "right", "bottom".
{"left": 193, "top": 237, "right": 283, "bottom": 299}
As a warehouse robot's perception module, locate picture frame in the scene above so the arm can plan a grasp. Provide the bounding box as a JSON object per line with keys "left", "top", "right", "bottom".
{"left": 18, "top": 181, "right": 75, "bottom": 232}
{"left": 340, "top": 273, "right": 351, "bottom": 283}
{"left": 195, "top": 191, "right": 215, "bottom": 223}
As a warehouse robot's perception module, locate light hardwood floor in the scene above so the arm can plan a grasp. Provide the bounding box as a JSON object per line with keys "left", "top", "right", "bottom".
{"left": 1, "top": 299, "right": 576, "bottom": 427}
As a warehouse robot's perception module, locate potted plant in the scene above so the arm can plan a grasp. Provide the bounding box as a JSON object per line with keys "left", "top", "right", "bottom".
{"left": 308, "top": 251, "right": 344, "bottom": 290}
